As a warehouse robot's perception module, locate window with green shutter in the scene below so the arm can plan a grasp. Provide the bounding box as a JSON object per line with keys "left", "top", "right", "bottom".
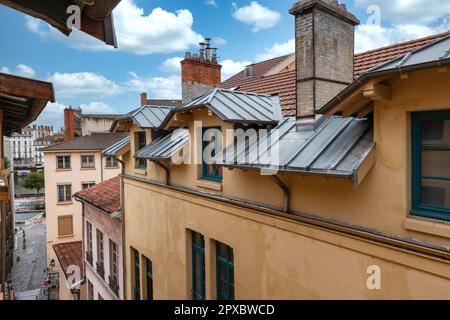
{"left": 202, "top": 127, "right": 222, "bottom": 182}
{"left": 192, "top": 231, "right": 206, "bottom": 300}
{"left": 216, "top": 241, "right": 234, "bottom": 300}
{"left": 133, "top": 248, "right": 141, "bottom": 300}
{"left": 411, "top": 110, "right": 450, "bottom": 221}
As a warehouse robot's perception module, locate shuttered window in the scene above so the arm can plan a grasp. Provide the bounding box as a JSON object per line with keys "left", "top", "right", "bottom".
{"left": 216, "top": 241, "right": 234, "bottom": 300}
{"left": 58, "top": 215, "right": 73, "bottom": 236}
{"left": 412, "top": 110, "right": 450, "bottom": 221}
{"left": 192, "top": 231, "right": 206, "bottom": 300}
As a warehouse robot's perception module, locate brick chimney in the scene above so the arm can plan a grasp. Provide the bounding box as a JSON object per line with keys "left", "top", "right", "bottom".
{"left": 64, "top": 107, "right": 75, "bottom": 141}
{"left": 290, "top": 0, "right": 359, "bottom": 119}
{"left": 141, "top": 92, "right": 147, "bottom": 106}
{"left": 181, "top": 38, "right": 222, "bottom": 103}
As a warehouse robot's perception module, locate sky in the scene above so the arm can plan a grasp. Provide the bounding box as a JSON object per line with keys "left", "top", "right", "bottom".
{"left": 0, "top": 0, "right": 449, "bottom": 129}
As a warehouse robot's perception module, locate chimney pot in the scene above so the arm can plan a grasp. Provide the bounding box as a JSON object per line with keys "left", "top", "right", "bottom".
{"left": 180, "top": 39, "right": 222, "bottom": 103}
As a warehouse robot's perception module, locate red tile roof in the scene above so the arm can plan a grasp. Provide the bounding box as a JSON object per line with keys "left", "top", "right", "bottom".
{"left": 221, "top": 30, "right": 450, "bottom": 116}
{"left": 353, "top": 30, "right": 450, "bottom": 78}
{"left": 74, "top": 176, "right": 120, "bottom": 214}
{"left": 53, "top": 241, "right": 83, "bottom": 279}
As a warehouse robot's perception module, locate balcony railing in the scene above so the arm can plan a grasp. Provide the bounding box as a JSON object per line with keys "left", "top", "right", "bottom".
{"left": 85, "top": 251, "right": 93, "bottom": 265}
{"left": 108, "top": 275, "right": 120, "bottom": 296}
{"left": 96, "top": 261, "right": 105, "bottom": 279}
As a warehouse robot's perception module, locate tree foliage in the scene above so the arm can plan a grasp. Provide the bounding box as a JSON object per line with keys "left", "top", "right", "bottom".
{"left": 23, "top": 172, "right": 45, "bottom": 194}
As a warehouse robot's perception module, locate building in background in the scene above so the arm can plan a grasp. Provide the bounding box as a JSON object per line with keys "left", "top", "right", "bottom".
{"left": 34, "top": 136, "right": 55, "bottom": 166}
{"left": 64, "top": 108, "right": 125, "bottom": 141}
{"left": 12, "top": 125, "right": 53, "bottom": 167}
{"left": 42, "top": 132, "right": 127, "bottom": 300}
{"left": 0, "top": 71, "right": 54, "bottom": 299}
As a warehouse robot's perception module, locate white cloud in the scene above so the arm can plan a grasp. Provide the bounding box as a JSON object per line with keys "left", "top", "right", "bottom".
{"left": 213, "top": 37, "right": 227, "bottom": 46}
{"left": 16, "top": 64, "right": 37, "bottom": 78}
{"left": 0, "top": 64, "right": 36, "bottom": 78}
{"left": 256, "top": 39, "right": 295, "bottom": 61}
{"left": 79, "top": 102, "right": 117, "bottom": 114}
{"left": 221, "top": 59, "right": 252, "bottom": 80}
{"left": 34, "top": 101, "right": 117, "bottom": 129}
{"left": 47, "top": 72, "right": 122, "bottom": 99}
{"left": 25, "top": 0, "right": 204, "bottom": 55}
{"left": 205, "top": 0, "right": 218, "bottom": 7}
{"left": 355, "top": 0, "right": 450, "bottom": 25}
{"left": 232, "top": 1, "right": 281, "bottom": 32}
{"left": 125, "top": 72, "right": 181, "bottom": 99}
{"left": 34, "top": 102, "right": 67, "bottom": 129}
{"left": 160, "top": 57, "right": 184, "bottom": 73}
{"left": 355, "top": 22, "right": 450, "bottom": 53}
{"left": 354, "top": 0, "right": 450, "bottom": 52}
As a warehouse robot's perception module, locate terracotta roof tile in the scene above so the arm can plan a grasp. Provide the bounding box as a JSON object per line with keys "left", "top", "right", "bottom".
{"left": 53, "top": 241, "right": 83, "bottom": 279}
{"left": 354, "top": 30, "right": 450, "bottom": 78}
{"left": 221, "top": 30, "right": 450, "bottom": 116}
{"left": 74, "top": 176, "right": 120, "bottom": 214}
{"left": 222, "top": 54, "right": 293, "bottom": 89}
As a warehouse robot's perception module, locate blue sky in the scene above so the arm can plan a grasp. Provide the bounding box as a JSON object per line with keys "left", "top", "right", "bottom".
{"left": 0, "top": 0, "right": 449, "bottom": 129}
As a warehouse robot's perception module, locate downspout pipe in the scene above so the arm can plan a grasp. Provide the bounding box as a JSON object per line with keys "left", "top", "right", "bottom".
{"left": 116, "top": 157, "right": 126, "bottom": 300}
{"left": 72, "top": 197, "right": 86, "bottom": 300}
{"left": 270, "top": 175, "right": 290, "bottom": 213}
{"left": 154, "top": 161, "right": 170, "bottom": 186}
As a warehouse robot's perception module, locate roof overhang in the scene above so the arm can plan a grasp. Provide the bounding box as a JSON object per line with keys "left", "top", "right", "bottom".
{"left": 0, "top": 0, "right": 121, "bottom": 47}
{"left": 318, "top": 56, "right": 450, "bottom": 116}
{"left": 102, "top": 136, "right": 130, "bottom": 157}
{"left": 0, "top": 72, "right": 55, "bottom": 136}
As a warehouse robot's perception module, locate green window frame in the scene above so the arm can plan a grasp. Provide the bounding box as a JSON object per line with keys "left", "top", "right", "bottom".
{"left": 135, "top": 132, "right": 147, "bottom": 169}
{"left": 411, "top": 110, "right": 450, "bottom": 221}
{"left": 145, "top": 257, "right": 153, "bottom": 300}
{"left": 216, "top": 241, "right": 234, "bottom": 300}
{"left": 133, "top": 248, "right": 141, "bottom": 300}
{"left": 202, "top": 127, "right": 222, "bottom": 182}
{"left": 192, "top": 231, "right": 206, "bottom": 300}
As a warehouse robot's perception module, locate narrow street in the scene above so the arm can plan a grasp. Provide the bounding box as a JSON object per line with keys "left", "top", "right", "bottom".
{"left": 11, "top": 217, "right": 48, "bottom": 300}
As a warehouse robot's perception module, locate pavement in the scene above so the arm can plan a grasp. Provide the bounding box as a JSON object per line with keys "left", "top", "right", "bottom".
{"left": 10, "top": 217, "right": 48, "bottom": 300}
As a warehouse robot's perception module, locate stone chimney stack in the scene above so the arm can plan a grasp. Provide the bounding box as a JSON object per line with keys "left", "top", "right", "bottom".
{"left": 289, "top": 0, "right": 359, "bottom": 119}
{"left": 64, "top": 107, "right": 75, "bottom": 141}
{"left": 181, "top": 38, "right": 222, "bottom": 103}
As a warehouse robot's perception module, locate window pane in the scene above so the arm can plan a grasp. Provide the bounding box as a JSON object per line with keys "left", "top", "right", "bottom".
{"left": 421, "top": 179, "right": 450, "bottom": 209}
{"left": 421, "top": 119, "right": 450, "bottom": 146}
{"left": 58, "top": 186, "right": 64, "bottom": 201}
{"left": 421, "top": 150, "right": 450, "bottom": 178}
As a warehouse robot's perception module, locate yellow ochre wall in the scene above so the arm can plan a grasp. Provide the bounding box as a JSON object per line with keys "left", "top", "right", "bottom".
{"left": 124, "top": 68, "right": 450, "bottom": 299}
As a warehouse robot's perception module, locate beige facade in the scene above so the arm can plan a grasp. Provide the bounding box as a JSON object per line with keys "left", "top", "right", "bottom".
{"left": 122, "top": 67, "right": 450, "bottom": 299}
{"left": 84, "top": 203, "right": 124, "bottom": 300}
{"left": 44, "top": 149, "right": 121, "bottom": 299}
